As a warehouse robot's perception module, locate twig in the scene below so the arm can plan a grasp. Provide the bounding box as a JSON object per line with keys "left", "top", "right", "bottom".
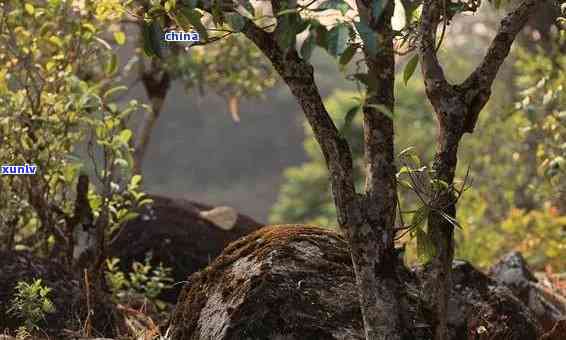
{"left": 83, "top": 269, "right": 92, "bottom": 337}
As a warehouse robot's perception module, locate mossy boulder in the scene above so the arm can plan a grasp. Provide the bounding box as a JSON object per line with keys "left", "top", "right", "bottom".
{"left": 170, "top": 225, "right": 542, "bottom": 340}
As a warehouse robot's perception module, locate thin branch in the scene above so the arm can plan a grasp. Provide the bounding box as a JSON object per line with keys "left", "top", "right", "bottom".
{"left": 459, "top": 0, "right": 547, "bottom": 130}
{"left": 418, "top": 0, "right": 450, "bottom": 95}
{"left": 240, "top": 16, "right": 360, "bottom": 227}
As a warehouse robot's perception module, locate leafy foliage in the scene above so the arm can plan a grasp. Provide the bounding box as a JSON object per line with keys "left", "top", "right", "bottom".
{"left": 8, "top": 279, "right": 56, "bottom": 333}
{"left": 0, "top": 0, "right": 149, "bottom": 259}
{"left": 455, "top": 30, "right": 566, "bottom": 270}
{"left": 134, "top": 0, "right": 278, "bottom": 117}
{"left": 105, "top": 253, "right": 174, "bottom": 309}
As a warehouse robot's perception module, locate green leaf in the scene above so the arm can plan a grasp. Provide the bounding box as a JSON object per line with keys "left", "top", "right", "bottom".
{"left": 416, "top": 226, "right": 435, "bottom": 263}
{"left": 81, "top": 23, "right": 96, "bottom": 34}
{"left": 340, "top": 104, "right": 361, "bottom": 134}
{"left": 313, "top": 24, "right": 328, "bottom": 47}
{"left": 114, "top": 31, "right": 126, "bottom": 45}
{"left": 118, "top": 211, "right": 139, "bottom": 224}
{"left": 411, "top": 205, "right": 429, "bottom": 229}
{"left": 226, "top": 13, "right": 246, "bottom": 32}
{"left": 326, "top": 23, "right": 349, "bottom": 57}
{"left": 339, "top": 44, "right": 357, "bottom": 67}
{"left": 276, "top": 8, "right": 299, "bottom": 16}
{"left": 403, "top": 54, "right": 419, "bottom": 85}
{"left": 366, "top": 103, "right": 394, "bottom": 119}
{"left": 117, "top": 129, "right": 133, "bottom": 145}
{"left": 103, "top": 85, "right": 128, "bottom": 99}
{"left": 241, "top": 0, "right": 254, "bottom": 16}
{"left": 25, "top": 3, "right": 35, "bottom": 15}
{"left": 212, "top": 0, "right": 224, "bottom": 26}
{"left": 276, "top": 29, "right": 296, "bottom": 52}
{"left": 138, "top": 198, "right": 154, "bottom": 207}
{"left": 142, "top": 22, "right": 157, "bottom": 57}
{"left": 105, "top": 54, "right": 118, "bottom": 76}
{"left": 354, "top": 20, "right": 378, "bottom": 57}
{"left": 300, "top": 34, "right": 316, "bottom": 61}
{"left": 39, "top": 22, "right": 56, "bottom": 36}
{"left": 142, "top": 20, "right": 162, "bottom": 58}
{"left": 371, "top": 0, "right": 386, "bottom": 20}
{"left": 164, "top": 0, "right": 176, "bottom": 12}
{"left": 148, "top": 5, "right": 166, "bottom": 18}
{"left": 317, "top": 0, "right": 350, "bottom": 15}
{"left": 48, "top": 35, "right": 64, "bottom": 48}
{"left": 130, "top": 174, "right": 142, "bottom": 188}
{"left": 275, "top": 9, "right": 303, "bottom": 53}
{"left": 178, "top": 7, "right": 208, "bottom": 41}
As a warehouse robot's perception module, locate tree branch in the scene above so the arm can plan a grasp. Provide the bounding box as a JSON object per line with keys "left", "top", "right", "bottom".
{"left": 416, "top": 2, "right": 547, "bottom": 339}
{"left": 459, "top": 0, "right": 547, "bottom": 132}
{"left": 357, "top": 0, "right": 397, "bottom": 232}
{"left": 241, "top": 18, "right": 362, "bottom": 228}
{"left": 418, "top": 0, "right": 450, "bottom": 99}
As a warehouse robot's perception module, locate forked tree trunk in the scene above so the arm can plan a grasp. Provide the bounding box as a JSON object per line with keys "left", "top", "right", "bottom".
{"left": 242, "top": 1, "right": 402, "bottom": 334}
{"left": 418, "top": 1, "right": 547, "bottom": 339}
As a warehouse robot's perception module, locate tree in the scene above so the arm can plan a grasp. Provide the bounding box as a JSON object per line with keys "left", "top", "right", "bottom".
{"left": 270, "top": 82, "right": 435, "bottom": 227}
{"left": 140, "top": 0, "right": 550, "bottom": 339}
{"left": 113, "top": 1, "right": 278, "bottom": 174}
{"left": 417, "top": 2, "right": 551, "bottom": 337}
{"left": 0, "top": 1, "right": 152, "bottom": 333}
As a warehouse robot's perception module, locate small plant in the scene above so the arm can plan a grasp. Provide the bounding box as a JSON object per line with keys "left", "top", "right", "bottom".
{"left": 7, "top": 279, "right": 56, "bottom": 334}
{"left": 395, "top": 147, "right": 472, "bottom": 263}
{"left": 105, "top": 252, "right": 174, "bottom": 309}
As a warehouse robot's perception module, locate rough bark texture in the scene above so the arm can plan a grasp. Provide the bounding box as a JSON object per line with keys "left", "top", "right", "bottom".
{"left": 355, "top": 0, "right": 402, "bottom": 338}
{"left": 489, "top": 252, "right": 566, "bottom": 332}
{"left": 241, "top": 4, "right": 402, "bottom": 335}
{"left": 109, "top": 194, "right": 262, "bottom": 302}
{"left": 417, "top": 1, "right": 547, "bottom": 339}
{"left": 0, "top": 251, "right": 117, "bottom": 337}
{"left": 170, "top": 225, "right": 542, "bottom": 340}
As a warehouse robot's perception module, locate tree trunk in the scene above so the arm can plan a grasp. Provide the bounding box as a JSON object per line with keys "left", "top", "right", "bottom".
{"left": 242, "top": 11, "right": 401, "bottom": 337}
{"left": 354, "top": 0, "right": 402, "bottom": 338}
{"left": 427, "top": 113, "right": 462, "bottom": 340}
{"left": 133, "top": 64, "right": 170, "bottom": 175}
{"left": 418, "top": 1, "right": 546, "bottom": 338}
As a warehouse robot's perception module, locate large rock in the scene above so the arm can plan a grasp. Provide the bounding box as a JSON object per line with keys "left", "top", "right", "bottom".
{"left": 109, "top": 195, "right": 262, "bottom": 302}
{"left": 170, "top": 225, "right": 542, "bottom": 340}
{"left": 488, "top": 251, "right": 566, "bottom": 332}
{"left": 0, "top": 251, "right": 117, "bottom": 337}
{"left": 414, "top": 260, "right": 544, "bottom": 339}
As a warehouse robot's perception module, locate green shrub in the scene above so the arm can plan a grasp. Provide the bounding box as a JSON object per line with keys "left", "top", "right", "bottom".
{"left": 7, "top": 279, "right": 56, "bottom": 334}
{"left": 105, "top": 253, "right": 174, "bottom": 310}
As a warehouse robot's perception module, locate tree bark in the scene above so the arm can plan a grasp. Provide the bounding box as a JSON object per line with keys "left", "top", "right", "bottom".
{"left": 133, "top": 61, "right": 171, "bottom": 175}
{"left": 355, "top": 0, "right": 402, "bottom": 338}
{"left": 241, "top": 4, "right": 401, "bottom": 336}
{"left": 418, "top": 1, "right": 547, "bottom": 339}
